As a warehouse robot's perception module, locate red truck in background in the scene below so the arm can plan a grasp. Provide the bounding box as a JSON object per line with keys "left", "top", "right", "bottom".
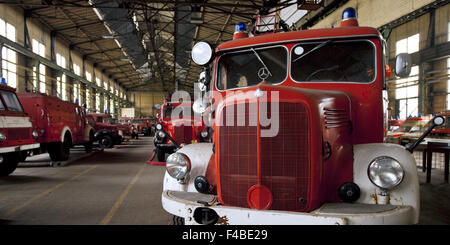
{"left": 17, "top": 92, "right": 95, "bottom": 162}
{"left": 131, "top": 117, "right": 155, "bottom": 137}
{"left": 88, "top": 113, "right": 126, "bottom": 148}
{"left": 0, "top": 83, "right": 40, "bottom": 176}
{"left": 153, "top": 100, "right": 208, "bottom": 162}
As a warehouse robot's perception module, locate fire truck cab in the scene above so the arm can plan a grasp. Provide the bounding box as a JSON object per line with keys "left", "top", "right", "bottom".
{"left": 161, "top": 8, "right": 424, "bottom": 225}
{"left": 88, "top": 113, "right": 124, "bottom": 148}
{"left": 18, "top": 92, "right": 95, "bottom": 161}
{"left": 0, "top": 83, "right": 40, "bottom": 176}
{"left": 153, "top": 100, "right": 208, "bottom": 162}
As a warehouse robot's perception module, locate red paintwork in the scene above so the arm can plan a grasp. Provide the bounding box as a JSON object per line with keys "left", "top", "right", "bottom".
{"left": 0, "top": 84, "right": 36, "bottom": 150}
{"left": 132, "top": 117, "right": 154, "bottom": 133}
{"left": 159, "top": 101, "right": 206, "bottom": 145}
{"left": 17, "top": 92, "right": 91, "bottom": 145}
{"left": 88, "top": 113, "right": 129, "bottom": 136}
{"left": 205, "top": 25, "right": 385, "bottom": 212}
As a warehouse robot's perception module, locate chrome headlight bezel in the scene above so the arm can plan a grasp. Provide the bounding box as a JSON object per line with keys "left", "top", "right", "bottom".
{"left": 0, "top": 132, "right": 6, "bottom": 142}
{"left": 157, "top": 131, "right": 165, "bottom": 139}
{"left": 32, "top": 130, "right": 39, "bottom": 139}
{"left": 368, "top": 156, "right": 405, "bottom": 190}
{"left": 156, "top": 123, "right": 163, "bottom": 130}
{"left": 200, "top": 130, "right": 208, "bottom": 138}
{"left": 166, "top": 152, "right": 191, "bottom": 180}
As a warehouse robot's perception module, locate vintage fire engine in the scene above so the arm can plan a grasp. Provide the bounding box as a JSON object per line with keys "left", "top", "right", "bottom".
{"left": 87, "top": 113, "right": 125, "bottom": 148}
{"left": 17, "top": 92, "right": 95, "bottom": 162}
{"left": 0, "top": 83, "right": 40, "bottom": 176}
{"left": 131, "top": 117, "right": 154, "bottom": 137}
{"left": 161, "top": 8, "right": 442, "bottom": 225}
{"left": 153, "top": 100, "right": 208, "bottom": 162}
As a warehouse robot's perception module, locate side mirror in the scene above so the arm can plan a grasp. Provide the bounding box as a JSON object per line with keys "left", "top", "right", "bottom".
{"left": 394, "top": 53, "right": 412, "bottom": 78}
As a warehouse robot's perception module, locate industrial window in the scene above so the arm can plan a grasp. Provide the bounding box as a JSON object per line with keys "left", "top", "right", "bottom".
{"left": 96, "top": 77, "right": 101, "bottom": 87}
{"left": 0, "top": 18, "right": 17, "bottom": 88}
{"left": 32, "top": 39, "right": 46, "bottom": 93}
{"left": 56, "top": 53, "right": 67, "bottom": 100}
{"left": 110, "top": 98, "right": 114, "bottom": 115}
{"left": 447, "top": 23, "right": 450, "bottom": 110}
{"left": 395, "top": 34, "right": 420, "bottom": 119}
{"left": 31, "top": 39, "right": 46, "bottom": 93}
{"left": 73, "top": 64, "right": 80, "bottom": 103}
{"left": 96, "top": 92, "right": 101, "bottom": 112}
{"left": 86, "top": 71, "right": 92, "bottom": 110}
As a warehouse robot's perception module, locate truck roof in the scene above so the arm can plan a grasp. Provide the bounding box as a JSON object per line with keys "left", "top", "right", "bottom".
{"left": 17, "top": 92, "right": 80, "bottom": 107}
{"left": 216, "top": 26, "right": 380, "bottom": 52}
{"left": 0, "top": 84, "right": 17, "bottom": 93}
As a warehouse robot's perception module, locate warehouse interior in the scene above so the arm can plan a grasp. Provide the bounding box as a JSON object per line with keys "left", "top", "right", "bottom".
{"left": 0, "top": 0, "right": 450, "bottom": 227}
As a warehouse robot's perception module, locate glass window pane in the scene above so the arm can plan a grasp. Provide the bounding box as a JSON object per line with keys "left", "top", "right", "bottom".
{"left": 0, "top": 90, "right": 23, "bottom": 112}
{"left": 396, "top": 38, "right": 407, "bottom": 55}
{"left": 407, "top": 98, "right": 418, "bottom": 117}
{"left": 0, "top": 18, "right": 5, "bottom": 36}
{"left": 407, "top": 34, "right": 419, "bottom": 54}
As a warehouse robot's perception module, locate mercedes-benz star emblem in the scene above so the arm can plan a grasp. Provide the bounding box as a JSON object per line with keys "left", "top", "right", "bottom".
{"left": 258, "top": 67, "right": 270, "bottom": 81}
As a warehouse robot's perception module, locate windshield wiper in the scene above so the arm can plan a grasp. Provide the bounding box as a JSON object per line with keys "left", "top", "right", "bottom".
{"left": 251, "top": 48, "right": 272, "bottom": 77}
{"left": 293, "top": 40, "right": 333, "bottom": 63}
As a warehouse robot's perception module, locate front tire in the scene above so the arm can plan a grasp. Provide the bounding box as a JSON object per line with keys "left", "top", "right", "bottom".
{"left": 99, "top": 135, "right": 113, "bottom": 149}
{"left": 0, "top": 153, "right": 19, "bottom": 176}
{"left": 49, "top": 135, "right": 71, "bottom": 161}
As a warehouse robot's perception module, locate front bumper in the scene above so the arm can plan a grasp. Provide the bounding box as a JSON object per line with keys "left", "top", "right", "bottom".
{"left": 0, "top": 143, "right": 40, "bottom": 154}
{"left": 162, "top": 190, "right": 416, "bottom": 225}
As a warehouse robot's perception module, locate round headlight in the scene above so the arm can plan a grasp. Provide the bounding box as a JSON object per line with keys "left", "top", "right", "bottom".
{"left": 166, "top": 152, "right": 191, "bottom": 180}
{"left": 32, "top": 130, "right": 39, "bottom": 139}
{"left": 201, "top": 130, "right": 208, "bottom": 138}
{"left": 191, "top": 42, "right": 214, "bottom": 66}
{"left": 0, "top": 132, "right": 6, "bottom": 142}
{"left": 157, "top": 131, "right": 165, "bottom": 138}
{"left": 368, "top": 156, "right": 404, "bottom": 190}
{"left": 156, "top": 123, "right": 163, "bottom": 130}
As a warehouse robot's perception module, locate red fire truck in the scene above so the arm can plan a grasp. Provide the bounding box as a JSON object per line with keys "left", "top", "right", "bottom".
{"left": 17, "top": 92, "right": 95, "bottom": 162}
{"left": 131, "top": 117, "right": 154, "bottom": 137}
{"left": 153, "top": 100, "right": 208, "bottom": 162}
{"left": 88, "top": 113, "right": 126, "bottom": 148}
{"left": 161, "top": 8, "right": 435, "bottom": 225}
{"left": 0, "top": 83, "right": 40, "bottom": 176}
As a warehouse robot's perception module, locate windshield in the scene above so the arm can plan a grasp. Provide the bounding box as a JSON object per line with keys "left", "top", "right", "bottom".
{"left": 291, "top": 40, "right": 375, "bottom": 83}
{"left": 217, "top": 46, "right": 287, "bottom": 90}
{"left": 0, "top": 90, "right": 24, "bottom": 112}
{"left": 0, "top": 97, "right": 4, "bottom": 110}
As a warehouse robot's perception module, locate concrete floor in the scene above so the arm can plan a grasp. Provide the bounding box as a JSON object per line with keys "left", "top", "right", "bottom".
{"left": 0, "top": 137, "right": 172, "bottom": 225}
{"left": 0, "top": 137, "right": 449, "bottom": 225}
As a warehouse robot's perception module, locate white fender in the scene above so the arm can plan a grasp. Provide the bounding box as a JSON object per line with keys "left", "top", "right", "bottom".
{"left": 83, "top": 125, "right": 94, "bottom": 142}
{"left": 353, "top": 143, "right": 420, "bottom": 224}
{"left": 60, "top": 126, "right": 72, "bottom": 143}
{"left": 163, "top": 143, "right": 214, "bottom": 192}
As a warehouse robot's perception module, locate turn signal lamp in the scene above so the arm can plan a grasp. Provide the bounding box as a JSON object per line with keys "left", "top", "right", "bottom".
{"left": 340, "top": 7, "right": 359, "bottom": 27}
{"left": 233, "top": 22, "right": 249, "bottom": 39}
{"left": 385, "top": 64, "right": 392, "bottom": 78}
